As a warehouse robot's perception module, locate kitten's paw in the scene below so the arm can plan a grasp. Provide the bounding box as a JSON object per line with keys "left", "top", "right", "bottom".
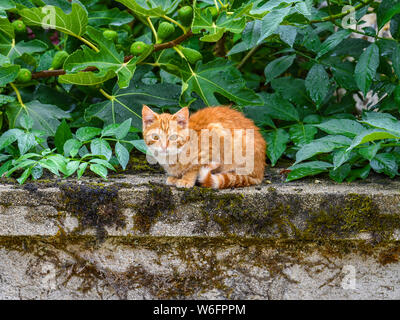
{"left": 176, "top": 179, "right": 195, "bottom": 188}
{"left": 166, "top": 176, "right": 178, "bottom": 186}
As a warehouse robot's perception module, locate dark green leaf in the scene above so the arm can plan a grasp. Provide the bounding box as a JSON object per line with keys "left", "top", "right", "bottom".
{"left": 289, "top": 124, "right": 318, "bottom": 147}
{"left": 377, "top": 0, "right": 400, "bottom": 30}
{"left": 76, "top": 127, "right": 102, "bottom": 141}
{"left": 329, "top": 163, "right": 351, "bottom": 183}
{"left": 265, "top": 128, "right": 289, "bottom": 166}
{"left": 355, "top": 43, "right": 379, "bottom": 96}
{"left": 314, "top": 119, "right": 365, "bottom": 138}
{"left": 264, "top": 55, "right": 295, "bottom": 84}
{"left": 305, "top": 64, "right": 329, "bottom": 107}
{"left": 295, "top": 135, "right": 352, "bottom": 164}
{"left": 286, "top": 161, "right": 333, "bottom": 182}
{"left": 54, "top": 119, "right": 72, "bottom": 154}
{"left": 90, "top": 163, "right": 108, "bottom": 179}
{"left": 260, "top": 93, "right": 299, "bottom": 122}
{"left": 90, "top": 138, "right": 112, "bottom": 160}
{"left": 370, "top": 153, "right": 398, "bottom": 178}
{"left": 115, "top": 141, "right": 129, "bottom": 170}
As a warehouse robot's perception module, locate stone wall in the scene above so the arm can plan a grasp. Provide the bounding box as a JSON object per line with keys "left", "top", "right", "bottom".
{"left": 0, "top": 171, "right": 400, "bottom": 299}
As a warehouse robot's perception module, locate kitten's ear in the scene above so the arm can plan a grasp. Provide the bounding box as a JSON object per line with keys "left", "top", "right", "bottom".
{"left": 172, "top": 107, "right": 189, "bottom": 128}
{"left": 142, "top": 105, "right": 158, "bottom": 128}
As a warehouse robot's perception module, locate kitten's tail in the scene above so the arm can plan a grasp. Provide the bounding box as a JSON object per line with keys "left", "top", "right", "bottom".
{"left": 198, "top": 166, "right": 262, "bottom": 189}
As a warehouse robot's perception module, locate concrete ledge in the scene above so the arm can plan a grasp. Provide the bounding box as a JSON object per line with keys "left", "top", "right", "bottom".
{"left": 0, "top": 171, "right": 399, "bottom": 240}
{"left": 1, "top": 170, "right": 400, "bottom": 299}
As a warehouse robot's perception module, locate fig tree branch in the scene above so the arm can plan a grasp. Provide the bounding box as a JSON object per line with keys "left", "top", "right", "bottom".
{"left": 31, "top": 30, "right": 194, "bottom": 80}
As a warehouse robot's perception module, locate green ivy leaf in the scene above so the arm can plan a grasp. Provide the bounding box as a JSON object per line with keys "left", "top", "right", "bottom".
{"left": 131, "top": 139, "right": 148, "bottom": 154}
{"left": 17, "top": 167, "right": 32, "bottom": 184}
{"left": 90, "top": 158, "right": 116, "bottom": 171}
{"left": 271, "top": 77, "right": 309, "bottom": 107}
{"left": 228, "top": 20, "right": 262, "bottom": 55}
{"left": 250, "top": 0, "right": 301, "bottom": 15}
{"left": 63, "top": 160, "right": 80, "bottom": 177}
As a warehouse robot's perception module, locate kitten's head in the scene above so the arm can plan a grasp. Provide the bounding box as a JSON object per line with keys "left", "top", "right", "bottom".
{"left": 142, "top": 105, "right": 190, "bottom": 156}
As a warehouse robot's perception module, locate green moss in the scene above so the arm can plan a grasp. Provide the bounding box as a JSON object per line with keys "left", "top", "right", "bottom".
{"left": 180, "top": 186, "right": 296, "bottom": 237}
{"left": 132, "top": 183, "right": 175, "bottom": 233}
{"left": 59, "top": 182, "right": 125, "bottom": 241}
{"left": 1, "top": 235, "right": 400, "bottom": 298}
{"left": 123, "top": 153, "right": 163, "bottom": 174}
{"left": 301, "top": 193, "right": 400, "bottom": 241}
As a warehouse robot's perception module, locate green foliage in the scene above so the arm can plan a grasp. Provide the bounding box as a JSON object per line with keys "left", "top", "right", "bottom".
{"left": 0, "top": 0, "right": 400, "bottom": 184}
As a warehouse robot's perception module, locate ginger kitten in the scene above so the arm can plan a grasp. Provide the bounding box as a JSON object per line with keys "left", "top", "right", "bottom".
{"left": 142, "top": 105, "right": 266, "bottom": 189}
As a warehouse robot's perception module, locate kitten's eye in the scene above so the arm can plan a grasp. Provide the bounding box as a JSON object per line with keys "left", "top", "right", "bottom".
{"left": 169, "top": 134, "right": 178, "bottom": 141}
{"left": 151, "top": 133, "right": 160, "bottom": 141}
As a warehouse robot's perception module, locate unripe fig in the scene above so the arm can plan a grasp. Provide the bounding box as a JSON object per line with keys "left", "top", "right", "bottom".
{"left": 130, "top": 41, "right": 149, "bottom": 55}
{"left": 51, "top": 50, "right": 69, "bottom": 69}
{"left": 17, "top": 68, "right": 32, "bottom": 83}
{"left": 12, "top": 20, "right": 26, "bottom": 33}
{"left": 157, "top": 22, "right": 175, "bottom": 40}
{"left": 178, "top": 6, "right": 193, "bottom": 26}
{"left": 103, "top": 29, "right": 118, "bottom": 42}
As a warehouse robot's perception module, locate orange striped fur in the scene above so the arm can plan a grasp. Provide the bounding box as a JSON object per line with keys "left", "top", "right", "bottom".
{"left": 142, "top": 105, "right": 266, "bottom": 189}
